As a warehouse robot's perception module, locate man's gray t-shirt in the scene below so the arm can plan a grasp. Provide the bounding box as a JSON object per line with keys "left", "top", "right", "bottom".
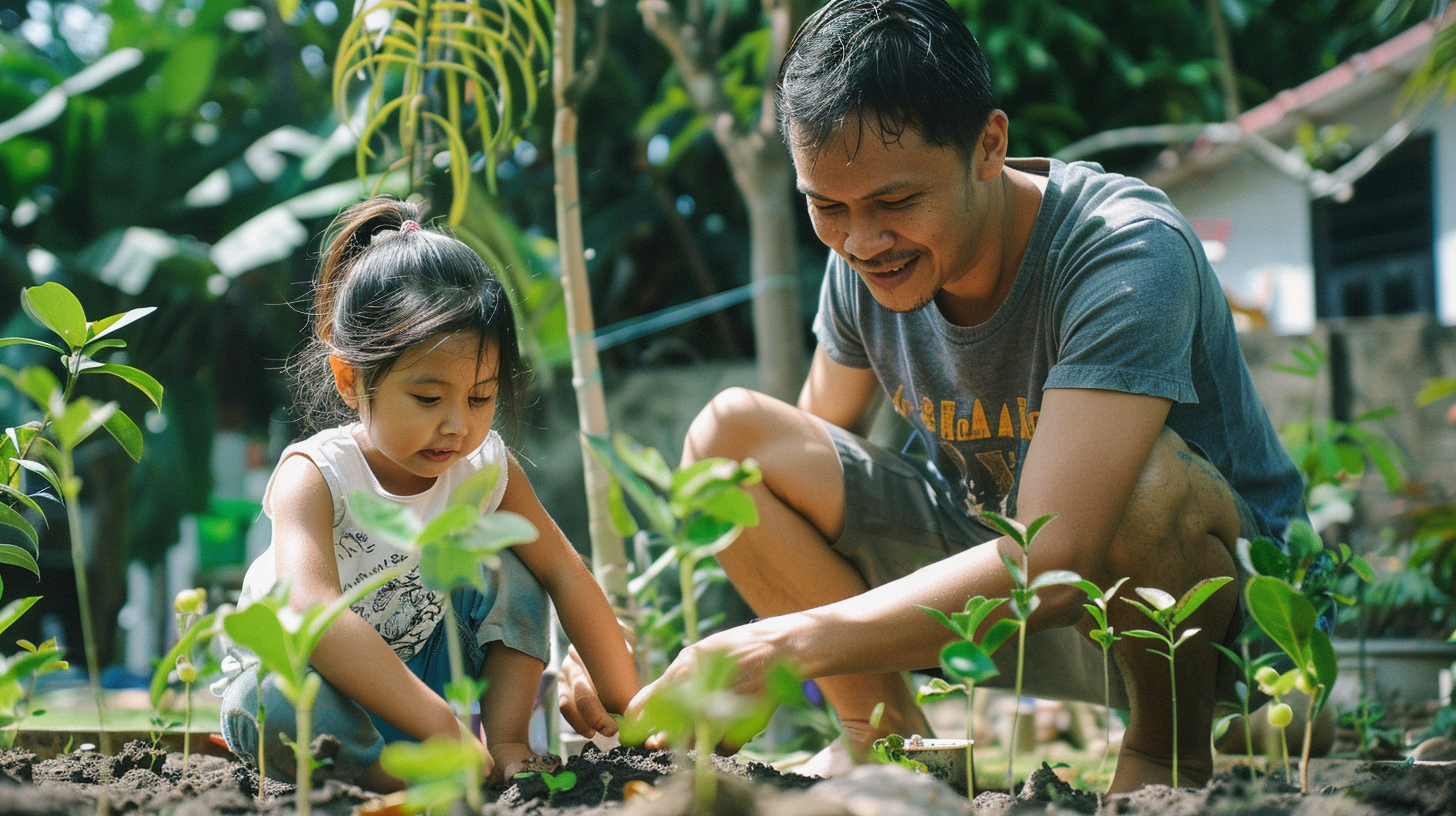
{"left": 813, "top": 158, "right": 1305, "bottom": 544}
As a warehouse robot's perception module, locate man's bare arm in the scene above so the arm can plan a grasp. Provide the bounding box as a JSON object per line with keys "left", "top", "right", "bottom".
{"left": 798, "top": 346, "right": 881, "bottom": 434}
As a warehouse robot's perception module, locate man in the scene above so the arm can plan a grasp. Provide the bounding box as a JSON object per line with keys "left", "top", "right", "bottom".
{"left": 560, "top": 0, "right": 1306, "bottom": 792}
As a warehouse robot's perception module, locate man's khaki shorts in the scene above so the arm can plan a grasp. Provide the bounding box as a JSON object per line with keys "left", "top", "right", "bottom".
{"left": 821, "top": 420, "right": 1270, "bottom": 712}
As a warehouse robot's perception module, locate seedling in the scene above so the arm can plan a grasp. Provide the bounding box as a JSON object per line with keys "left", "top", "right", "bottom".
{"left": 869, "top": 733, "right": 929, "bottom": 774}
{"left": 150, "top": 587, "right": 216, "bottom": 773}
{"left": 1121, "top": 576, "right": 1234, "bottom": 788}
{"left": 0, "top": 596, "right": 66, "bottom": 748}
{"left": 222, "top": 568, "right": 403, "bottom": 816}
{"left": 348, "top": 460, "right": 539, "bottom": 809}
{"left": 1, "top": 283, "right": 162, "bottom": 754}
{"left": 379, "top": 735, "right": 485, "bottom": 812}
{"left": 1245, "top": 574, "right": 1338, "bottom": 792}
{"left": 1211, "top": 639, "right": 1281, "bottom": 781}
{"left": 979, "top": 511, "right": 1081, "bottom": 793}
{"left": 585, "top": 432, "right": 760, "bottom": 646}
{"left": 917, "top": 595, "right": 1018, "bottom": 799}
{"left": 1254, "top": 665, "right": 1298, "bottom": 781}
{"left": 1074, "top": 576, "right": 1129, "bottom": 786}
{"left": 619, "top": 649, "right": 808, "bottom": 812}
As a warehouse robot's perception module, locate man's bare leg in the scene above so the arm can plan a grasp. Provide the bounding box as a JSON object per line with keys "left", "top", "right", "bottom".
{"left": 1090, "top": 430, "right": 1243, "bottom": 793}
{"left": 682, "top": 389, "right": 932, "bottom": 765}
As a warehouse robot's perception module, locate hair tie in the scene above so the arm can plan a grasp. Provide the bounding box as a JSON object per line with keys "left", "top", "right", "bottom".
{"left": 400, "top": 219, "right": 422, "bottom": 233}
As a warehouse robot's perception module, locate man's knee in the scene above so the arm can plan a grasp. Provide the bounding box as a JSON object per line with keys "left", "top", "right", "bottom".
{"left": 1106, "top": 428, "right": 1242, "bottom": 578}
{"left": 683, "top": 387, "right": 778, "bottom": 465}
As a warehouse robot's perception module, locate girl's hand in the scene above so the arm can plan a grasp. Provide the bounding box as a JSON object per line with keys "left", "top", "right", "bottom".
{"left": 557, "top": 644, "right": 619, "bottom": 739}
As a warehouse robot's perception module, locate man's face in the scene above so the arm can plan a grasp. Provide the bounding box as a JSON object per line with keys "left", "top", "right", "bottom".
{"left": 792, "top": 118, "right": 995, "bottom": 314}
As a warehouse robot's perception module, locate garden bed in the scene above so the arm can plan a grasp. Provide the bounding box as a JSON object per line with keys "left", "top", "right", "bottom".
{"left": 0, "top": 739, "right": 1451, "bottom": 815}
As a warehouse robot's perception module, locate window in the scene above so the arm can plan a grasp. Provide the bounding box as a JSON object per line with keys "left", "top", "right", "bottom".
{"left": 1312, "top": 134, "right": 1434, "bottom": 319}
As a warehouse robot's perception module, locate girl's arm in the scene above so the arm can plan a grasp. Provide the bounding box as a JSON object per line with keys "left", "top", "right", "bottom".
{"left": 498, "top": 454, "right": 641, "bottom": 717}
{"left": 268, "top": 456, "right": 487, "bottom": 757}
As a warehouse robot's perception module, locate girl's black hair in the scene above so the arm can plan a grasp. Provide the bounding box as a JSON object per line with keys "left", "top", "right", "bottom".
{"left": 777, "top": 0, "right": 996, "bottom": 160}
{"left": 289, "top": 196, "right": 526, "bottom": 438}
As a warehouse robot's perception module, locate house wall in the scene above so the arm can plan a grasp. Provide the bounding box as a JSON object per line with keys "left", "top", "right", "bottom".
{"left": 1145, "top": 91, "right": 1456, "bottom": 334}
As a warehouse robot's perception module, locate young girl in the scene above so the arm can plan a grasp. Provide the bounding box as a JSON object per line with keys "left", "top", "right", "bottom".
{"left": 217, "top": 196, "right": 639, "bottom": 791}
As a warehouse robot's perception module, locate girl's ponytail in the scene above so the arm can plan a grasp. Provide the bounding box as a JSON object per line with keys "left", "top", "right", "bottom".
{"left": 314, "top": 197, "right": 424, "bottom": 344}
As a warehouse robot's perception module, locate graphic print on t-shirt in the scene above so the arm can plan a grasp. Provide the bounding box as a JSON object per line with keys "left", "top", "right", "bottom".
{"left": 889, "top": 383, "right": 1038, "bottom": 520}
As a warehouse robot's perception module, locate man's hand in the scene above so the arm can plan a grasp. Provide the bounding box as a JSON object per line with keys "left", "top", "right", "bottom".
{"left": 621, "top": 622, "right": 781, "bottom": 752}
{"left": 557, "top": 644, "right": 620, "bottom": 739}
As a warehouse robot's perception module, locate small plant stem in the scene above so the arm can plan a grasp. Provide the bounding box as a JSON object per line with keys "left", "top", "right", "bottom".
{"left": 183, "top": 681, "right": 192, "bottom": 773}
{"left": 1007, "top": 621, "right": 1026, "bottom": 794}
{"left": 965, "top": 688, "right": 976, "bottom": 801}
{"left": 257, "top": 703, "right": 268, "bottom": 804}
{"left": 1166, "top": 645, "right": 1179, "bottom": 788}
{"left": 62, "top": 456, "right": 109, "bottom": 756}
{"left": 1298, "top": 690, "right": 1318, "bottom": 793}
{"left": 1278, "top": 723, "right": 1290, "bottom": 781}
{"left": 295, "top": 676, "right": 320, "bottom": 816}
{"left": 1096, "top": 646, "right": 1112, "bottom": 786}
{"left": 442, "top": 597, "right": 485, "bottom": 811}
{"left": 679, "top": 553, "right": 700, "bottom": 645}
{"left": 1241, "top": 643, "right": 1255, "bottom": 781}
{"left": 693, "top": 719, "right": 716, "bottom": 813}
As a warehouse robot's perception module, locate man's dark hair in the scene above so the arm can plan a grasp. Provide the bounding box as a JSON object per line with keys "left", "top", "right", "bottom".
{"left": 777, "top": 0, "right": 995, "bottom": 159}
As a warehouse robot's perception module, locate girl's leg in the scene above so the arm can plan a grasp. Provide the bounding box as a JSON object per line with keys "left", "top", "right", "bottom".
{"left": 478, "top": 643, "right": 547, "bottom": 780}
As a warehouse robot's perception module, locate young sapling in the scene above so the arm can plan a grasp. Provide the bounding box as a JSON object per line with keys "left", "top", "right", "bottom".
{"left": 0, "top": 596, "right": 66, "bottom": 748}
{"left": 223, "top": 568, "right": 403, "bottom": 816}
{"left": 1073, "top": 576, "right": 1128, "bottom": 787}
{"left": 978, "top": 511, "right": 1082, "bottom": 793}
{"left": 1245, "top": 574, "right": 1338, "bottom": 793}
{"left": 1, "top": 283, "right": 162, "bottom": 754}
{"left": 586, "top": 432, "right": 760, "bottom": 646}
{"left": 1120, "top": 576, "right": 1234, "bottom": 788}
{"left": 619, "top": 649, "right": 808, "bottom": 812}
{"left": 917, "top": 595, "right": 1018, "bottom": 799}
{"left": 1211, "top": 639, "right": 1280, "bottom": 781}
{"left": 151, "top": 587, "right": 215, "bottom": 774}
{"left": 348, "top": 460, "right": 539, "bottom": 808}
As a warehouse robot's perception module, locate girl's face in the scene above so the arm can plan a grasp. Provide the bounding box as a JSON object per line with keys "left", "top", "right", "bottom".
{"left": 332, "top": 332, "right": 499, "bottom": 496}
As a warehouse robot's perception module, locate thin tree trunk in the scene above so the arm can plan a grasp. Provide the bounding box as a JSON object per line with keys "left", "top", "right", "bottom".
{"left": 554, "top": 0, "right": 630, "bottom": 614}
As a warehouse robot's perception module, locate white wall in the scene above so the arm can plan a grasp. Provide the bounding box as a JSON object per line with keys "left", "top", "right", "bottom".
{"left": 1433, "top": 104, "right": 1456, "bottom": 325}
{"left": 1155, "top": 152, "right": 1317, "bottom": 335}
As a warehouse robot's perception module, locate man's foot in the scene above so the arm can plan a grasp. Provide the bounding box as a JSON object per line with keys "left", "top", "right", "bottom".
{"left": 779, "top": 737, "right": 857, "bottom": 778}
{"left": 1107, "top": 745, "right": 1212, "bottom": 793}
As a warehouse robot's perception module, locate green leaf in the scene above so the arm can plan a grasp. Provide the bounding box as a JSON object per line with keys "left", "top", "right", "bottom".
{"left": 0, "top": 504, "right": 37, "bottom": 549}
{"left": 585, "top": 434, "right": 675, "bottom": 536}
{"left": 918, "top": 605, "right": 959, "bottom": 636}
{"left": 81, "top": 338, "right": 126, "bottom": 357}
{"left": 417, "top": 504, "right": 477, "bottom": 546}
{"left": 347, "top": 491, "right": 423, "bottom": 549}
{"left": 102, "top": 409, "right": 144, "bottom": 462}
{"left": 9, "top": 366, "right": 61, "bottom": 410}
{"left": 1349, "top": 555, "right": 1376, "bottom": 584}
{"left": 21, "top": 283, "right": 88, "bottom": 350}
{"left": 380, "top": 735, "right": 475, "bottom": 781}
{"left": 11, "top": 459, "right": 61, "bottom": 496}
{"left": 693, "top": 486, "right": 758, "bottom": 528}
{"left": 81, "top": 363, "right": 163, "bottom": 409}
{"left": 0, "top": 484, "right": 45, "bottom": 520}
{"left": 0, "top": 337, "right": 64, "bottom": 355}
{"left": 979, "top": 511, "right": 1027, "bottom": 545}
{"left": 613, "top": 433, "right": 672, "bottom": 490}
{"left": 605, "top": 479, "right": 639, "bottom": 538}
{"left": 222, "top": 603, "right": 296, "bottom": 685}
{"left": 916, "top": 676, "right": 967, "bottom": 705}
{"left": 1416, "top": 377, "right": 1456, "bottom": 406}
{"left": 1024, "top": 512, "right": 1058, "bottom": 544}
{"left": 86, "top": 307, "right": 155, "bottom": 343}
{"left": 448, "top": 461, "right": 501, "bottom": 511}
{"left": 980, "top": 618, "right": 1020, "bottom": 654}
{"left": 1247, "top": 536, "right": 1292, "bottom": 579}
{"left": 0, "top": 597, "right": 40, "bottom": 637}
{"left": 1029, "top": 569, "right": 1082, "bottom": 590}
{"left": 1133, "top": 586, "right": 1176, "bottom": 612}
{"left": 52, "top": 398, "right": 116, "bottom": 452}
{"left": 149, "top": 612, "right": 216, "bottom": 711}
{"left": 1170, "top": 576, "right": 1234, "bottom": 627}
{"left": 941, "top": 640, "right": 999, "bottom": 684}
{"left": 1245, "top": 576, "right": 1316, "bottom": 672}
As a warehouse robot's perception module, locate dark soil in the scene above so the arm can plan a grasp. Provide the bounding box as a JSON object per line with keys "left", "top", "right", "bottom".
{"left": 0, "top": 740, "right": 1450, "bottom": 815}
